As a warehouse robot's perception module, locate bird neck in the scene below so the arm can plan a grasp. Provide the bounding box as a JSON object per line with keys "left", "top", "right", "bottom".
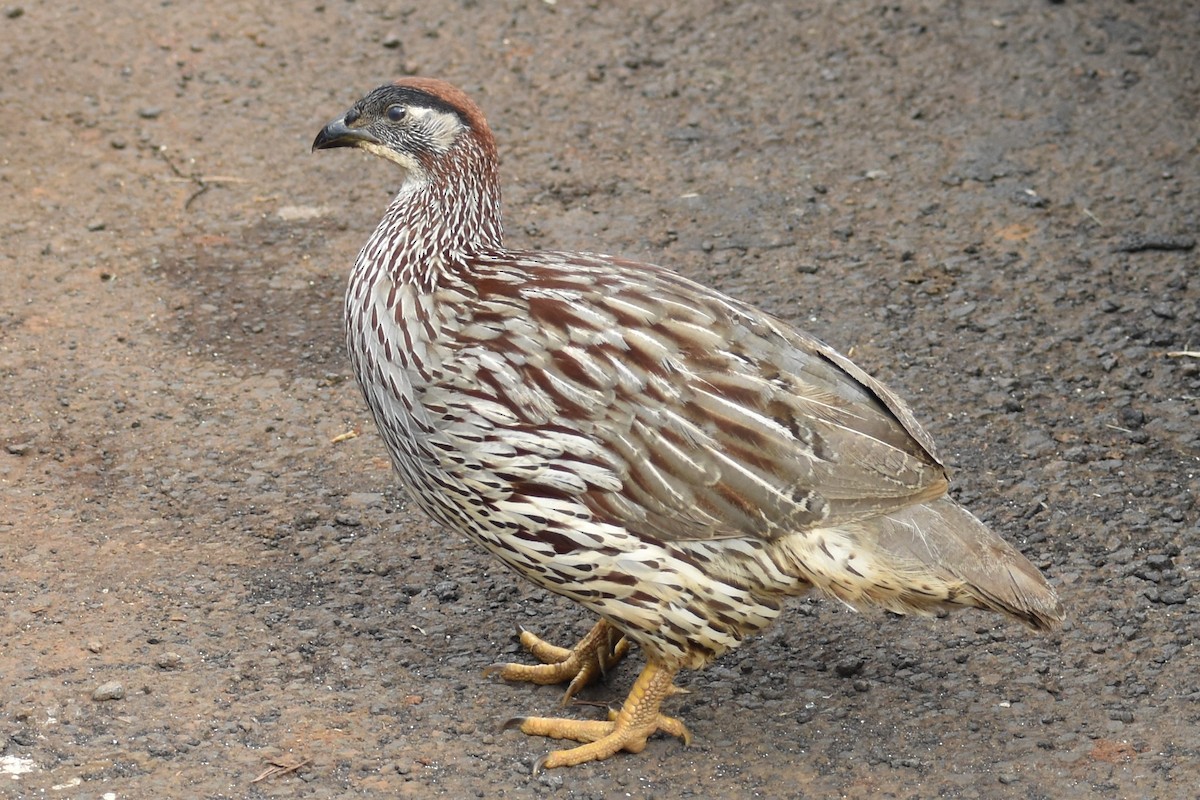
{"left": 370, "top": 139, "right": 504, "bottom": 288}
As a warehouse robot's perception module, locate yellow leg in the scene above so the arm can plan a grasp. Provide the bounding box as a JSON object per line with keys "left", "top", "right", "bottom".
{"left": 505, "top": 660, "right": 691, "bottom": 771}
{"left": 484, "top": 619, "right": 630, "bottom": 704}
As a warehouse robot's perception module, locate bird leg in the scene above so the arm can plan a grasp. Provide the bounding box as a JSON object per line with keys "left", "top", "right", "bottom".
{"left": 485, "top": 619, "right": 630, "bottom": 704}
{"left": 505, "top": 660, "right": 691, "bottom": 771}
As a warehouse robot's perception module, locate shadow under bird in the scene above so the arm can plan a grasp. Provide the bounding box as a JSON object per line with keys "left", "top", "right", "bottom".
{"left": 312, "top": 78, "right": 1064, "bottom": 771}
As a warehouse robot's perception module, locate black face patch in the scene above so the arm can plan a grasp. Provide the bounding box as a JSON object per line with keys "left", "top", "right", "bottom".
{"left": 358, "top": 84, "right": 469, "bottom": 128}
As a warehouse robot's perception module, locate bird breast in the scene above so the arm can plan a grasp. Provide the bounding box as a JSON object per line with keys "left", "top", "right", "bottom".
{"left": 345, "top": 243, "right": 947, "bottom": 554}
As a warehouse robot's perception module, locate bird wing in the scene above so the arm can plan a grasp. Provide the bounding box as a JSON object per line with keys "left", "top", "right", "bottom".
{"left": 429, "top": 250, "right": 949, "bottom": 543}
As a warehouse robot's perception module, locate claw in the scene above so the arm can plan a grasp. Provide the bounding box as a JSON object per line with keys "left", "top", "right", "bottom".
{"left": 494, "top": 622, "right": 689, "bottom": 768}
{"left": 504, "top": 660, "right": 688, "bottom": 771}
{"left": 488, "top": 620, "right": 631, "bottom": 693}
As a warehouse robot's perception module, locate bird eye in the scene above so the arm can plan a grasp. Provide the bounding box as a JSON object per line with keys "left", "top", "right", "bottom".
{"left": 386, "top": 105, "right": 406, "bottom": 122}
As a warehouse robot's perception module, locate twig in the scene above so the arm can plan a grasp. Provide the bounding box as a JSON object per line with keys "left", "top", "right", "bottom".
{"left": 154, "top": 145, "right": 219, "bottom": 210}
{"left": 1166, "top": 350, "right": 1200, "bottom": 359}
{"left": 251, "top": 757, "right": 313, "bottom": 784}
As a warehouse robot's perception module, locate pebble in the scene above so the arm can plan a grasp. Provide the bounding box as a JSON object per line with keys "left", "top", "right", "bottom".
{"left": 92, "top": 681, "right": 125, "bottom": 701}
{"left": 537, "top": 772, "right": 565, "bottom": 789}
{"left": 835, "top": 658, "right": 864, "bottom": 678}
{"left": 294, "top": 510, "right": 321, "bottom": 530}
{"left": 1156, "top": 588, "right": 1189, "bottom": 605}
{"left": 155, "top": 652, "right": 183, "bottom": 669}
{"left": 1112, "top": 233, "right": 1195, "bottom": 253}
{"left": 10, "top": 731, "right": 36, "bottom": 746}
{"left": 1150, "top": 303, "right": 1176, "bottom": 320}
{"left": 1012, "top": 189, "right": 1048, "bottom": 208}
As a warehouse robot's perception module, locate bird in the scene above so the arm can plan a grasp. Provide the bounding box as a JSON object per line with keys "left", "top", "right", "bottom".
{"left": 312, "top": 78, "right": 1064, "bottom": 771}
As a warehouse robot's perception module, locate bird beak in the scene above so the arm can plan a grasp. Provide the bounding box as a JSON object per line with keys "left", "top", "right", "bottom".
{"left": 312, "top": 117, "right": 380, "bottom": 152}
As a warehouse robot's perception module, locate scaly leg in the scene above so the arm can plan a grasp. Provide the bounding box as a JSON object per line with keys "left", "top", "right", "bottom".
{"left": 505, "top": 659, "right": 691, "bottom": 771}
{"left": 485, "top": 619, "right": 630, "bottom": 704}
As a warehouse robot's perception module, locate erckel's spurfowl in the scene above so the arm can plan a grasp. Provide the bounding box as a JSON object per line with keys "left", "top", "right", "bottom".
{"left": 312, "top": 78, "right": 1064, "bottom": 771}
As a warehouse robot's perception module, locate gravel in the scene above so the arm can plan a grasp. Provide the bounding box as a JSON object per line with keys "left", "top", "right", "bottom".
{"left": 2, "top": 1, "right": 1197, "bottom": 797}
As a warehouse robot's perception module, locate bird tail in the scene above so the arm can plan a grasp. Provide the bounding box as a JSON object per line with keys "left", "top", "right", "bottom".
{"left": 780, "top": 497, "right": 1064, "bottom": 630}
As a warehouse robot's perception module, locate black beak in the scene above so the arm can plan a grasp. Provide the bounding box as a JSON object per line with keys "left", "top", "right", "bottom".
{"left": 312, "top": 117, "right": 380, "bottom": 152}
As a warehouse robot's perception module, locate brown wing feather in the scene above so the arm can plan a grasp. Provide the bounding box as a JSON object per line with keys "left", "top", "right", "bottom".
{"left": 453, "top": 251, "right": 948, "bottom": 543}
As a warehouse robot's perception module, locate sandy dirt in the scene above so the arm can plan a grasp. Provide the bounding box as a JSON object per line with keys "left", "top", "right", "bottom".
{"left": 2, "top": 1, "right": 1197, "bottom": 798}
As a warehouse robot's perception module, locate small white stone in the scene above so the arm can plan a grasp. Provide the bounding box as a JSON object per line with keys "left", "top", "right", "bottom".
{"left": 92, "top": 681, "right": 125, "bottom": 701}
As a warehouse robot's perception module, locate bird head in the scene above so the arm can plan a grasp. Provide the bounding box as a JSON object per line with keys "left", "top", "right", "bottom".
{"left": 313, "top": 78, "right": 504, "bottom": 250}
{"left": 312, "top": 78, "right": 496, "bottom": 182}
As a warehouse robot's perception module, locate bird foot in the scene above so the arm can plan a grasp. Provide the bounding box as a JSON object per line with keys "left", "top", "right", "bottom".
{"left": 484, "top": 619, "right": 630, "bottom": 704}
{"left": 503, "top": 660, "right": 689, "bottom": 771}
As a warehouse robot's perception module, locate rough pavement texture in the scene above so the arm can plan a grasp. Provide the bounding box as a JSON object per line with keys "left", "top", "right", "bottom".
{"left": 2, "top": 1, "right": 1197, "bottom": 798}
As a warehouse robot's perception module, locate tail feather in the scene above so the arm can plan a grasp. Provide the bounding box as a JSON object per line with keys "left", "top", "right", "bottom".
{"left": 782, "top": 497, "right": 1064, "bottom": 630}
